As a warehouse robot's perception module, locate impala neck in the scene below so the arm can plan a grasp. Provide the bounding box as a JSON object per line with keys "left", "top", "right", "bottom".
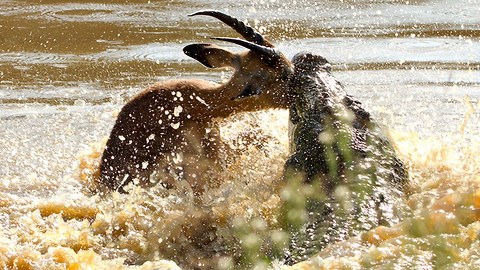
{"left": 199, "top": 82, "right": 278, "bottom": 118}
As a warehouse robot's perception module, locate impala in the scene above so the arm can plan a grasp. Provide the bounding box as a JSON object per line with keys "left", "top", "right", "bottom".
{"left": 98, "top": 11, "right": 294, "bottom": 193}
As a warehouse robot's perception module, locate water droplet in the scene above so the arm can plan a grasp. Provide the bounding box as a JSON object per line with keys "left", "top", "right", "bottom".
{"left": 173, "top": 106, "right": 183, "bottom": 117}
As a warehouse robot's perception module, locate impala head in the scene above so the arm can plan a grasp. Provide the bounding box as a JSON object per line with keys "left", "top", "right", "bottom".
{"left": 184, "top": 10, "right": 294, "bottom": 106}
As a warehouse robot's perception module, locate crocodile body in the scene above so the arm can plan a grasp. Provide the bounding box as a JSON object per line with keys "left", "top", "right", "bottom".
{"left": 283, "top": 52, "right": 409, "bottom": 264}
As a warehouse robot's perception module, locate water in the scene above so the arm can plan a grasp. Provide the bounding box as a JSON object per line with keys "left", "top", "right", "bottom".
{"left": 1, "top": 0, "right": 480, "bottom": 269}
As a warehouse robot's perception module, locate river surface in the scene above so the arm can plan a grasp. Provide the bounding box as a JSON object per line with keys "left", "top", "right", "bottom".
{"left": 1, "top": 0, "right": 480, "bottom": 269}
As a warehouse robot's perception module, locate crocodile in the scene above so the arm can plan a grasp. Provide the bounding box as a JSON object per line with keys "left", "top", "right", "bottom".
{"left": 281, "top": 52, "right": 410, "bottom": 264}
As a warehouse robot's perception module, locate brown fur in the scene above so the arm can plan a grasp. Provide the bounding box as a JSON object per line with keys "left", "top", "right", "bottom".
{"left": 99, "top": 48, "right": 293, "bottom": 193}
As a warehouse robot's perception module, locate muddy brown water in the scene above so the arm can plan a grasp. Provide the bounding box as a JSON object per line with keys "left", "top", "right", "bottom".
{"left": 1, "top": 0, "right": 480, "bottom": 269}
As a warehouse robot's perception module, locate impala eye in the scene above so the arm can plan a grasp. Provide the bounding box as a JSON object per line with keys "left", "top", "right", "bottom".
{"left": 232, "top": 84, "right": 263, "bottom": 100}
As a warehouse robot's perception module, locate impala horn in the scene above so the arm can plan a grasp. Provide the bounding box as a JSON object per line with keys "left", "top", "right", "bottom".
{"left": 188, "top": 10, "right": 274, "bottom": 47}
{"left": 212, "top": 37, "right": 280, "bottom": 65}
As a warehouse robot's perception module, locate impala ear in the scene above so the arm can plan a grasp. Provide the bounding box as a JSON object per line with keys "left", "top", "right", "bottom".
{"left": 183, "top": 43, "right": 238, "bottom": 68}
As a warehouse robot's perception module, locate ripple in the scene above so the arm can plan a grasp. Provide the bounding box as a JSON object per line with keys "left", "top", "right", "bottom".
{"left": 4, "top": 54, "right": 65, "bottom": 66}
{"left": 0, "top": 87, "right": 119, "bottom": 108}
{"left": 51, "top": 8, "right": 114, "bottom": 17}
{"left": 42, "top": 4, "right": 131, "bottom": 23}
{"left": 86, "top": 43, "right": 188, "bottom": 62}
{"left": 0, "top": 52, "right": 80, "bottom": 65}
{"left": 0, "top": 2, "right": 166, "bottom": 25}
{"left": 33, "top": 2, "right": 175, "bottom": 26}
{"left": 388, "top": 37, "right": 463, "bottom": 50}
{"left": 281, "top": 37, "right": 480, "bottom": 65}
